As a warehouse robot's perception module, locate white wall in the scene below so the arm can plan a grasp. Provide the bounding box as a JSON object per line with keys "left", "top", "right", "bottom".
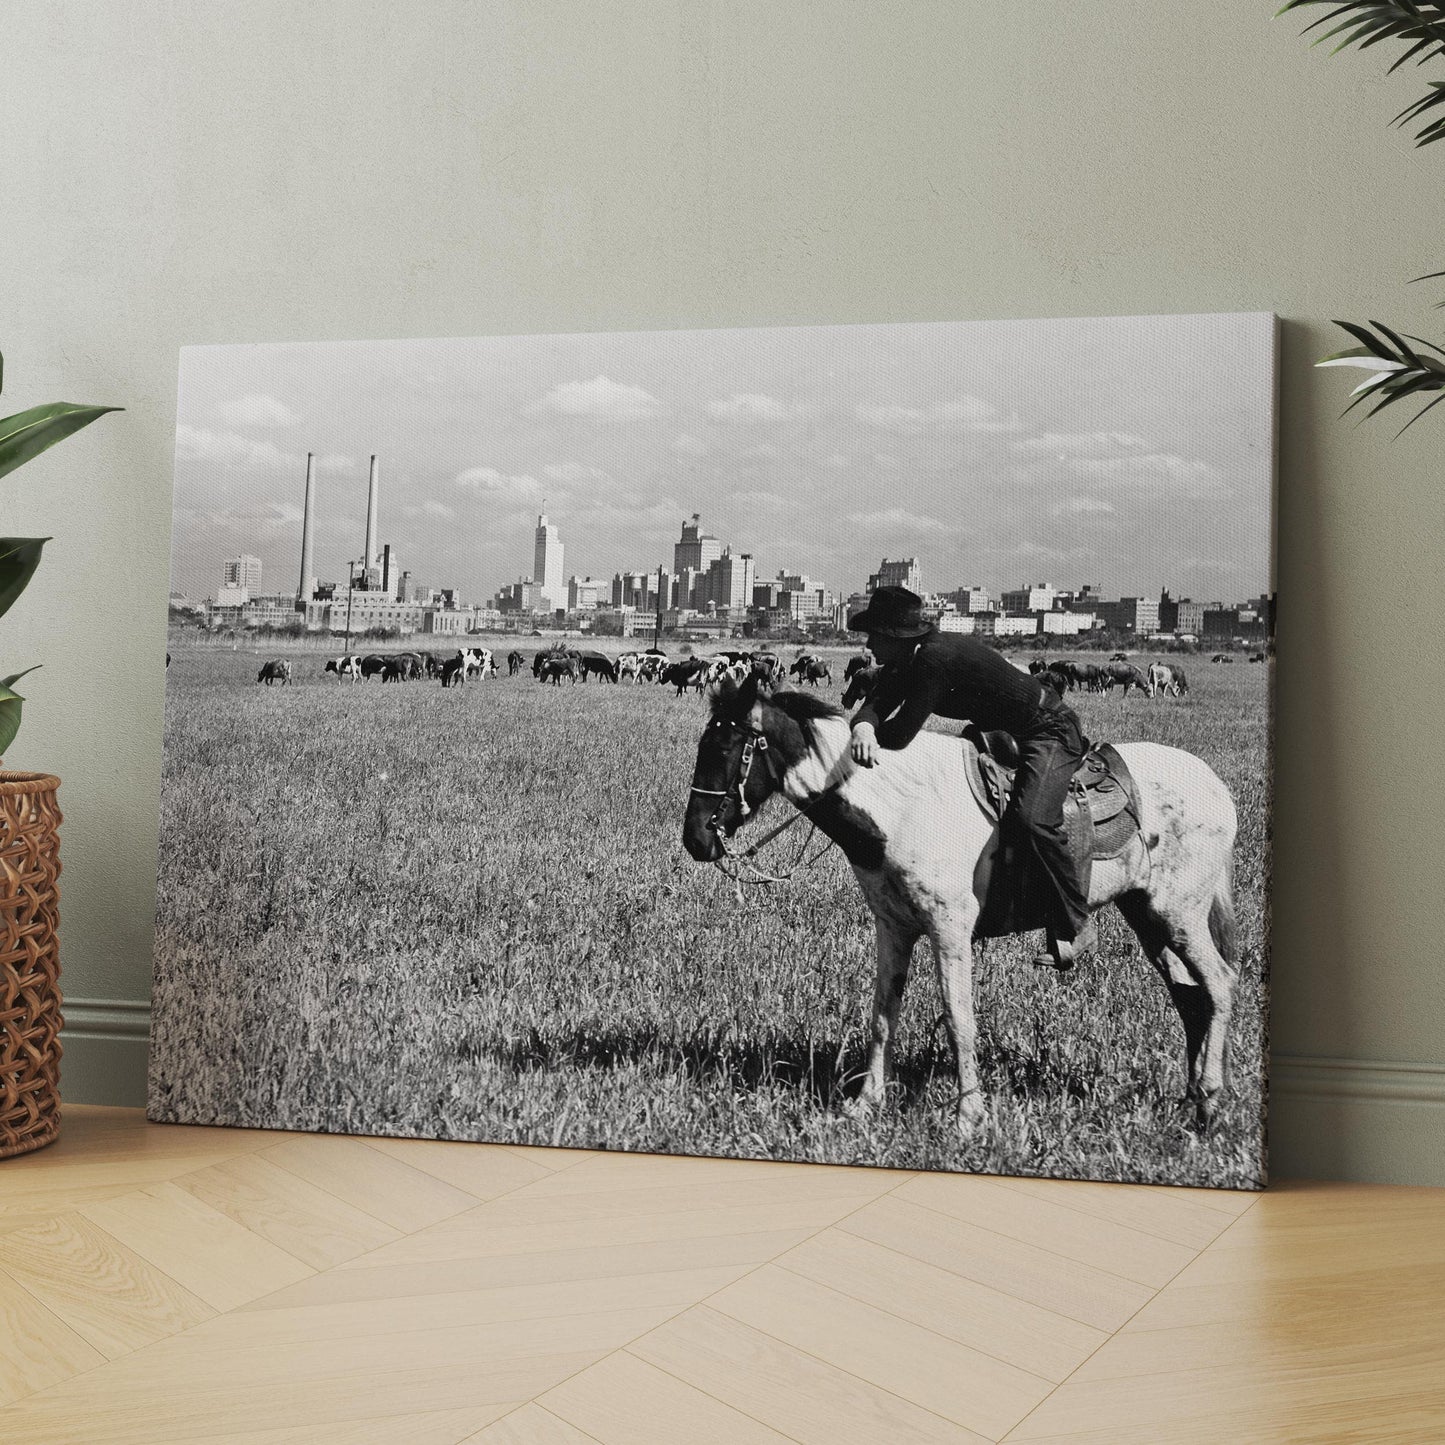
{"left": 5, "top": 0, "right": 1444, "bottom": 1181}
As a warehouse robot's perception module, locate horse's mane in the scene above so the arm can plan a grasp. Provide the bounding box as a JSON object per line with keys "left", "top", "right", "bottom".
{"left": 710, "top": 683, "right": 845, "bottom": 727}
{"left": 767, "top": 688, "right": 845, "bottom": 726}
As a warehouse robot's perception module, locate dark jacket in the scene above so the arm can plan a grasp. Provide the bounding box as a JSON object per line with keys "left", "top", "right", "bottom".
{"left": 851, "top": 630, "right": 1053, "bottom": 748}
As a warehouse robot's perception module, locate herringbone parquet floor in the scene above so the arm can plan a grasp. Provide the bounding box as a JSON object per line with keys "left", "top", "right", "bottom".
{"left": 0, "top": 1106, "right": 1441, "bottom": 1443}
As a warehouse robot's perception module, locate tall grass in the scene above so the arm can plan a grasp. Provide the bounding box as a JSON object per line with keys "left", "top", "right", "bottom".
{"left": 150, "top": 644, "right": 1269, "bottom": 1189}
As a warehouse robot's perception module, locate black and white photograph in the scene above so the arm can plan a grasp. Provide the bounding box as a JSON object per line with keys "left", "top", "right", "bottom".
{"left": 151, "top": 312, "right": 1275, "bottom": 1191}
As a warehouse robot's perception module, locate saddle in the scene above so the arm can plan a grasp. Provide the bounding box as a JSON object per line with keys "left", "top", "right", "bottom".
{"left": 964, "top": 730, "right": 1143, "bottom": 865}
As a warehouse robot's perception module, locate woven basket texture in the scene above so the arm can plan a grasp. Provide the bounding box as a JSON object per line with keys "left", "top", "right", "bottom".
{"left": 0, "top": 772, "right": 62, "bottom": 1159}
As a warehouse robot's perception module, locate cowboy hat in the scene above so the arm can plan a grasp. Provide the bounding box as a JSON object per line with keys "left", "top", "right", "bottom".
{"left": 846, "top": 585, "right": 934, "bottom": 639}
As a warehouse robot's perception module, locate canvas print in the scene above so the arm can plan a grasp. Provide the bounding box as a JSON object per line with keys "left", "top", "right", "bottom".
{"left": 152, "top": 313, "right": 1275, "bottom": 1190}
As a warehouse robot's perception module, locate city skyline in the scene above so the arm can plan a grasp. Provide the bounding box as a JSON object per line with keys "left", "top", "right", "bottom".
{"left": 170, "top": 312, "right": 1275, "bottom": 606}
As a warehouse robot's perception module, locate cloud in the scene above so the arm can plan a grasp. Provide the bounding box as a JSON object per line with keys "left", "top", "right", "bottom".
{"left": 846, "top": 507, "right": 953, "bottom": 534}
{"left": 175, "top": 425, "right": 297, "bottom": 474}
{"left": 857, "top": 396, "right": 1016, "bottom": 434}
{"left": 543, "top": 462, "right": 610, "bottom": 485}
{"left": 174, "top": 426, "right": 353, "bottom": 479}
{"left": 707, "top": 393, "right": 796, "bottom": 422}
{"left": 1012, "top": 431, "right": 1149, "bottom": 461}
{"left": 673, "top": 434, "right": 708, "bottom": 457}
{"left": 216, "top": 394, "right": 298, "bottom": 428}
{"left": 731, "top": 489, "right": 791, "bottom": 513}
{"left": 423, "top": 500, "right": 455, "bottom": 519}
{"left": 455, "top": 467, "right": 544, "bottom": 502}
{"left": 526, "top": 375, "right": 661, "bottom": 420}
{"left": 856, "top": 404, "right": 927, "bottom": 434}
{"left": 934, "top": 396, "right": 1019, "bottom": 433}
{"left": 1070, "top": 453, "right": 1221, "bottom": 492}
{"left": 1052, "top": 496, "right": 1116, "bottom": 518}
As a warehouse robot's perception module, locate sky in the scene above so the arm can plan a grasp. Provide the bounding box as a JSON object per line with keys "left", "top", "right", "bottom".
{"left": 169, "top": 312, "right": 1275, "bottom": 606}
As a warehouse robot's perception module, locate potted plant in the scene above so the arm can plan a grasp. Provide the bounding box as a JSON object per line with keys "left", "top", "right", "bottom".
{"left": 1, "top": 351, "right": 118, "bottom": 1157}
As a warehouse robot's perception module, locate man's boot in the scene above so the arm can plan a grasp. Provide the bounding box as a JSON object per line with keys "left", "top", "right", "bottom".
{"left": 1029, "top": 918, "right": 1097, "bottom": 971}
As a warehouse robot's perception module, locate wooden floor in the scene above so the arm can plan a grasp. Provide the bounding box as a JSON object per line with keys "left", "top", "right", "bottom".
{"left": 0, "top": 1110, "right": 1440, "bottom": 1444}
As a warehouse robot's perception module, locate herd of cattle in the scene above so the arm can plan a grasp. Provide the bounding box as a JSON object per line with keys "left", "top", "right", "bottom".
{"left": 251, "top": 642, "right": 1254, "bottom": 701}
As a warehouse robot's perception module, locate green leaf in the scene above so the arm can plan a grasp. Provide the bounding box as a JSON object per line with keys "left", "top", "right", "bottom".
{"left": 0, "top": 537, "right": 48, "bottom": 622}
{"left": 1, "top": 666, "right": 40, "bottom": 690}
{"left": 0, "top": 676, "right": 27, "bottom": 755}
{"left": 0, "top": 401, "right": 122, "bottom": 485}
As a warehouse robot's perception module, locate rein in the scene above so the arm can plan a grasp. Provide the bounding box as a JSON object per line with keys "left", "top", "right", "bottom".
{"left": 690, "top": 719, "right": 838, "bottom": 894}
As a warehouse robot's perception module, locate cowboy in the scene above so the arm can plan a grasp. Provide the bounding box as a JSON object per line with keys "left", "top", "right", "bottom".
{"left": 846, "top": 585, "right": 1096, "bottom": 968}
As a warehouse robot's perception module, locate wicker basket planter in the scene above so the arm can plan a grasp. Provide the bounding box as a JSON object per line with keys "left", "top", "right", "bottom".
{"left": 0, "top": 771, "right": 63, "bottom": 1159}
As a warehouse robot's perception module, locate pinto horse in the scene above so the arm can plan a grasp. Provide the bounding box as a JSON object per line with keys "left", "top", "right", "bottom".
{"left": 683, "top": 676, "right": 1239, "bottom": 1137}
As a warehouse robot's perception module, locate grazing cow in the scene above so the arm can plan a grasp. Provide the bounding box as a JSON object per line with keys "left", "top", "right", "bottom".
{"left": 1038, "top": 665, "right": 1071, "bottom": 699}
{"left": 1104, "top": 661, "right": 1151, "bottom": 696}
{"left": 617, "top": 651, "right": 642, "bottom": 682}
{"left": 1211, "top": 653, "right": 1235, "bottom": 665}
{"left": 359, "top": 653, "right": 391, "bottom": 681}
{"left": 1028, "top": 659, "right": 1048, "bottom": 675}
{"left": 663, "top": 658, "right": 707, "bottom": 695}
{"left": 843, "top": 653, "right": 874, "bottom": 683}
{"left": 507, "top": 649, "right": 526, "bottom": 675}
{"left": 578, "top": 650, "right": 619, "bottom": 683}
{"left": 382, "top": 658, "right": 410, "bottom": 683}
{"left": 324, "top": 655, "right": 362, "bottom": 683}
{"left": 1248, "top": 651, "right": 1266, "bottom": 663}
{"left": 538, "top": 655, "right": 578, "bottom": 686}
{"left": 751, "top": 653, "right": 784, "bottom": 685}
{"left": 1074, "top": 662, "right": 1106, "bottom": 693}
{"left": 440, "top": 655, "right": 467, "bottom": 688}
{"left": 460, "top": 647, "right": 497, "bottom": 680}
{"left": 257, "top": 659, "right": 292, "bottom": 686}
{"left": 794, "top": 658, "right": 831, "bottom": 688}
{"left": 637, "top": 653, "right": 667, "bottom": 684}
{"left": 1110, "top": 651, "right": 1129, "bottom": 662}
{"left": 1148, "top": 662, "right": 1189, "bottom": 698}
{"left": 841, "top": 663, "right": 882, "bottom": 709}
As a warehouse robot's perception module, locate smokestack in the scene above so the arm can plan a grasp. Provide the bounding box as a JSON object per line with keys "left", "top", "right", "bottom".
{"left": 297, "top": 452, "right": 316, "bottom": 605}
{"left": 382, "top": 543, "right": 392, "bottom": 597}
{"left": 364, "top": 454, "right": 379, "bottom": 569}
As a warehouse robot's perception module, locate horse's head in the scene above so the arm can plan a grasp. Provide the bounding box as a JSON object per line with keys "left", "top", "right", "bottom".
{"left": 682, "top": 673, "right": 784, "bottom": 861}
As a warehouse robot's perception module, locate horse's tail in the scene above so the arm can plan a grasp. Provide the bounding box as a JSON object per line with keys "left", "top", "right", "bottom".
{"left": 1209, "top": 854, "right": 1238, "bottom": 968}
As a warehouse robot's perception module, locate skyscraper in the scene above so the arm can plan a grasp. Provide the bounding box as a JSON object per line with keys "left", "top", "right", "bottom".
{"left": 533, "top": 514, "right": 565, "bottom": 612}
{"left": 673, "top": 514, "right": 723, "bottom": 576}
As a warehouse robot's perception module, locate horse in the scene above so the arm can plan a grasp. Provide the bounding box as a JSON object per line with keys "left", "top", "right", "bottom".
{"left": 841, "top": 663, "right": 882, "bottom": 709}
{"left": 682, "top": 675, "right": 1239, "bottom": 1137}
{"left": 256, "top": 659, "right": 292, "bottom": 686}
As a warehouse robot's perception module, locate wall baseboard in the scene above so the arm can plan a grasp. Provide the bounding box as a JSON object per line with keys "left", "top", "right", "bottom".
{"left": 55, "top": 1002, "right": 1445, "bottom": 1184}
{"left": 60, "top": 998, "right": 151, "bottom": 1108}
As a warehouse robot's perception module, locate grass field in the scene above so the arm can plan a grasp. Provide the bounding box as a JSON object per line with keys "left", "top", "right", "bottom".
{"left": 150, "top": 636, "right": 1270, "bottom": 1190}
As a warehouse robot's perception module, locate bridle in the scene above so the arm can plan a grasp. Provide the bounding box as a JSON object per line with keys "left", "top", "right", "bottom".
{"left": 689, "top": 714, "right": 834, "bottom": 892}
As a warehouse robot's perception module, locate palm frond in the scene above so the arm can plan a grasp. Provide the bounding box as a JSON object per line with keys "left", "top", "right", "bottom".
{"left": 1317, "top": 319, "right": 1445, "bottom": 427}
{"left": 1279, "top": 1, "right": 1445, "bottom": 141}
